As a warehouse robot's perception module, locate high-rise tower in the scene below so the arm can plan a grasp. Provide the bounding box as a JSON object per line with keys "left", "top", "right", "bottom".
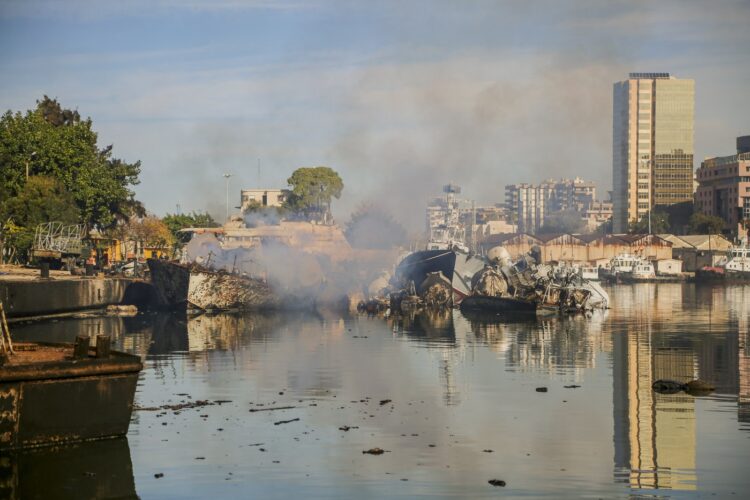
{"left": 612, "top": 73, "right": 694, "bottom": 233}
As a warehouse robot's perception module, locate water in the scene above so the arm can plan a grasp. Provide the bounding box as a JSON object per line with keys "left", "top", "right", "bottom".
{"left": 6, "top": 283, "right": 750, "bottom": 498}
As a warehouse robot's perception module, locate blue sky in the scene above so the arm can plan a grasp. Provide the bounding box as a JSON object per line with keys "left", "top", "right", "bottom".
{"left": 1, "top": 0, "right": 749, "bottom": 228}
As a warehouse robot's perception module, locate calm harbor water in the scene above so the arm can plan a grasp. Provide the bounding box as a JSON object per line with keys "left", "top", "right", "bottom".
{"left": 6, "top": 283, "right": 750, "bottom": 498}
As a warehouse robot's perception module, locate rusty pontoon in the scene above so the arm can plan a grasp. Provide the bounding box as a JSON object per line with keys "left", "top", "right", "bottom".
{"left": 0, "top": 335, "right": 142, "bottom": 450}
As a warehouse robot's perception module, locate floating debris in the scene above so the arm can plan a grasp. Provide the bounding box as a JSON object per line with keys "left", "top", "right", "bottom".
{"left": 652, "top": 379, "right": 715, "bottom": 394}
{"left": 363, "top": 448, "right": 386, "bottom": 455}
{"left": 135, "top": 400, "right": 231, "bottom": 412}
{"left": 248, "top": 406, "right": 297, "bottom": 413}
{"left": 273, "top": 418, "right": 300, "bottom": 426}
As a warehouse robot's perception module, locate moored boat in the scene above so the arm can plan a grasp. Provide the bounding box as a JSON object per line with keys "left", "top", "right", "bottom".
{"left": 0, "top": 339, "right": 142, "bottom": 450}
{"left": 695, "top": 244, "right": 750, "bottom": 283}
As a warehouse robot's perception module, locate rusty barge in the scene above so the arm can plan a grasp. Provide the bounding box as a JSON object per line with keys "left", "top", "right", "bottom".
{"left": 0, "top": 337, "right": 142, "bottom": 450}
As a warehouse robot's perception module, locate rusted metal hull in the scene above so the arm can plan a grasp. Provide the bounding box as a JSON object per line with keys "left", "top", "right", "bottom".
{"left": 0, "top": 437, "right": 137, "bottom": 499}
{"left": 0, "top": 342, "right": 142, "bottom": 450}
{"left": 147, "top": 259, "right": 284, "bottom": 311}
{"left": 459, "top": 295, "right": 537, "bottom": 314}
{"left": 147, "top": 259, "right": 190, "bottom": 308}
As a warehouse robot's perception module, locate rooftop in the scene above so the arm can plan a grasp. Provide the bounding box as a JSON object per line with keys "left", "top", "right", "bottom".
{"left": 629, "top": 72, "right": 671, "bottom": 79}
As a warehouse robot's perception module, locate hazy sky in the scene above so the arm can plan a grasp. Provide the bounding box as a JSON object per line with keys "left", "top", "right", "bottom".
{"left": 1, "top": 0, "right": 748, "bottom": 229}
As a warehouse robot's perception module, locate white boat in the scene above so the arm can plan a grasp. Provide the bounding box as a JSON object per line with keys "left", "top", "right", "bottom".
{"left": 725, "top": 245, "right": 750, "bottom": 274}
{"left": 579, "top": 265, "right": 600, "bottom": 281}
{"left": 601, "top": 253, "right": 653, "bottom": 282}
{"left": 627, "top": 261, "right": 656, "bottom": 280}
{"left": 609, "top": 254, "right": 642, "bottom": 274}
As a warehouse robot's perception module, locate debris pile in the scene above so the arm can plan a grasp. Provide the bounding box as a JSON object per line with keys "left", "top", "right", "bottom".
{"left": 362, "top": 244, "right": 608, "bottom": 316}
{"left": 461, "top": 245, "right": 609, "bottom": 314}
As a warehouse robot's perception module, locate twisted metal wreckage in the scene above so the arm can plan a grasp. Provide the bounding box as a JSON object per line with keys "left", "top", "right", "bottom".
{"left": 362, "top": 246, "right": 609, "bottom": 316}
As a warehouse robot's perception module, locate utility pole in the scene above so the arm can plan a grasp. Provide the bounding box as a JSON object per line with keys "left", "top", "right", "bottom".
{"left": 223, "top": 173, "right": 232, "bottom": 222}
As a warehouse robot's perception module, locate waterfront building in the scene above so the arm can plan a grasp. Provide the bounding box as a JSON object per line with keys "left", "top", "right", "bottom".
{"left": 612, "top": 73, "right": 695, "bottom": 233}
{"left": 695, "top": 135, "right": 750, "bottom": 238}
{"left": 479, "top": 232, "right": 673, "bottom": 262}
{"left": 240, "top": 188, "right": 287, "bottom": 211}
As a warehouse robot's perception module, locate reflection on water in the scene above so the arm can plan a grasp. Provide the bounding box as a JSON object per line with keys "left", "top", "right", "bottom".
{"left": 0, "top": 438, "right": 136, "bottom": 500}
{"left": 10, "top": 283, "right": 750, "bottom": 497}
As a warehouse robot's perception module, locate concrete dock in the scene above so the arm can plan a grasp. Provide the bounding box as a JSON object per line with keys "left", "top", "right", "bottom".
{"left": 0, "top": 265, "right": 154, "bottom": 318}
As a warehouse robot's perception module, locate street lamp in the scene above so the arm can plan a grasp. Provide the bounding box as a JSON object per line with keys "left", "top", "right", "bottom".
{"left": 25, "top": 151, "right": 37, "bottom": 181}
{"left": 223, "top": 173, "right": 232, "bottom": 222}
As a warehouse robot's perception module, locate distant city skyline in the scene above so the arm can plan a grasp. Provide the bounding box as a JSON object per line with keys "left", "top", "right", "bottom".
{"left": 1, "top": 0, "right": 749, "bottom": 230}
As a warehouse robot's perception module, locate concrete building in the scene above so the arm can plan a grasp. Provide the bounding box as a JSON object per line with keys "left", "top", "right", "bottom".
{"left": 505, "top": 178, "right": 598, "bottom": 234}
{"left": 612, "top": 73, "right": 695, "bottom": 233}
{"left": 658, "top": 233, "right": 734, "bottom": 271}
{"left": 695, "top": 135, "right": 750, "bottom": 238}
{"left": 240, "top": 188, "right": 286, "bottom": 211}
{"left": 583, "top": 200, "right": 614, "bottom": 232}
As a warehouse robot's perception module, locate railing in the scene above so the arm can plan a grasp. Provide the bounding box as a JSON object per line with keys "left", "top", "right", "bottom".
{"left": 33, "top": 222, "right": 86, "bottom": 255}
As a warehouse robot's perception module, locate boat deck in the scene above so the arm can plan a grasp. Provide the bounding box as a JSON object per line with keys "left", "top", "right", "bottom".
{"left": 2, "top": 344, "right": 72, "bottom": 366}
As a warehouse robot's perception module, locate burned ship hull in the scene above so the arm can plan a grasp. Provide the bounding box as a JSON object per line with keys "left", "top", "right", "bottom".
{"left": 394, "top": 250, "right": 486, "bottom": 304}
{"left": 148, "top": 259, "right": 281, "bottom": 311}
{"left": 459, "top": 295, "right": 537, "bottom": 314}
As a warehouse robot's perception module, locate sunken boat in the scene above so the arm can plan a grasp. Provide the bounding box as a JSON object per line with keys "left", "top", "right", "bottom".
{"left": 0, "top": 336, "right": 142, "bottom": 450}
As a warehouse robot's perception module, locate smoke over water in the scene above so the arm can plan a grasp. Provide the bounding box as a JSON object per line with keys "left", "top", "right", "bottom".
{"left": 185, "top": 231, "right": 398, "bottom": 304}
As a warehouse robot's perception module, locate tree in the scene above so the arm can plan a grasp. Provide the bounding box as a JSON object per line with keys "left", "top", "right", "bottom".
{"left": 594, "top": 218, "right": 613, "bottom": 236}
{"left": 162, "top": 211, "right": 220, "bottom": 246}
{"left": 0, "top": 96, "right": 141, "bottom": 229}
{"left": 128, "top": 216, "right": 175, "bottom": 251}
{"left": 283, "top": 166, "right": 343, "bottom": 220}
{"left": 0, "top": 176, "right": 80, "bottom": 260}
{"left": 629, "top": 211, "right": 670, "bottom": 234}
{"left": 538, "top": 210, "right": 586, "bottom": 234}
{"left": 345, "top": 204, "right": 408, "bottom": 249}
{"left": 688, "top": 213, "right": 725, "bottom": 234}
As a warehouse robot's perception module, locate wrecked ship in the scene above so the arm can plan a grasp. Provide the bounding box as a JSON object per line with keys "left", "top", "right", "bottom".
{"left": 150, "top": 218, "right": 396, "bottom": 312}
{"left": 461, "top": 246, "right": 609, "bottom": 315}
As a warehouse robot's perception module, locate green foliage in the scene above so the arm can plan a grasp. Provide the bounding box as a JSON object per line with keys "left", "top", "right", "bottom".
{"left": 283, "top": 166, "right": 343, "bottom": 219}
{"left": 629, "top": 211, "right": 670, "bottom": 234}
{"left": 0, "top": 176, "right": 80, "bottom": 259}
{"left": 538, "top": 210, "right": 586, "bottom": 234}
{"left": 0, "top": 96, "right": 142, "bottom": 229}
{"left": 594, "top": 218, "right": 613, "bottom": 236}
{"left": 163, "top": 211, "right": 220, "bottom": 245}
{"left": 688, "top": 213, "right": 725, "bottom": 234}
{"left": 243, "top": 199, "right": 262, "bottom": 212}
{"left": 345, "top": 204, "right": 407, "bottom": 249}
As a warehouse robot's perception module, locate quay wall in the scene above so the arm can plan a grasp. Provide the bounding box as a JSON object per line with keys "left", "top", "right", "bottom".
{"left": 0, "top": 278, "right": 152, "bottom": 318}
